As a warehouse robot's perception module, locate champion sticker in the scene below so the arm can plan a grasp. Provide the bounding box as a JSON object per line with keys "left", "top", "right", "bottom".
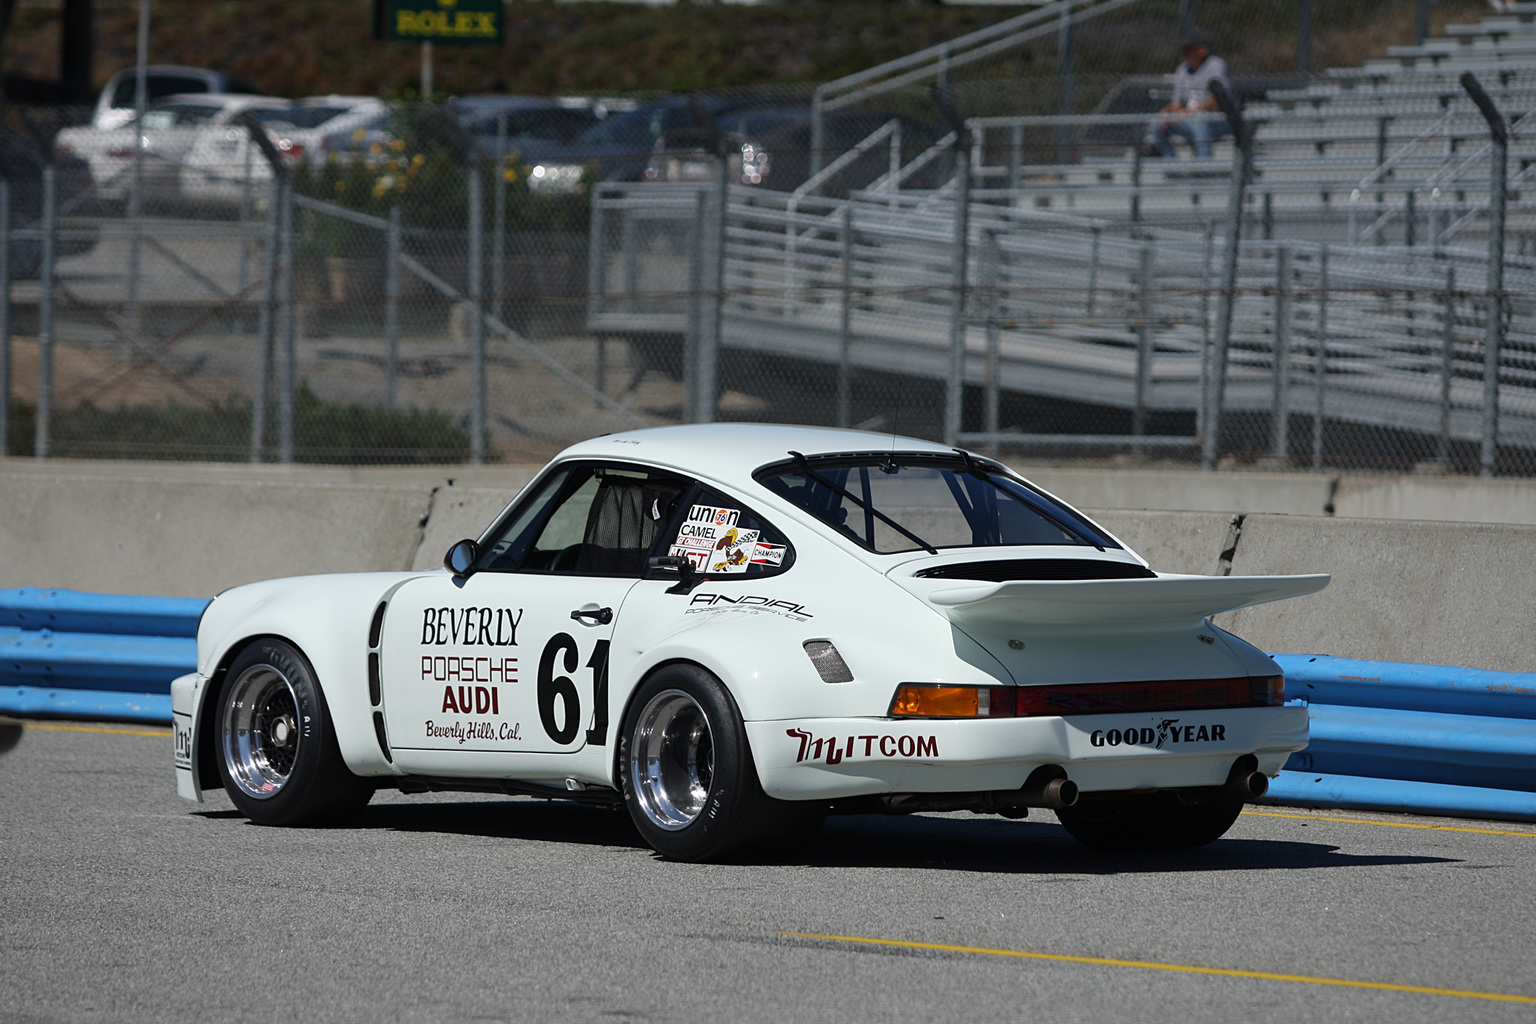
{"left": 750, "top": 542, "right": 786, "bottom": 566}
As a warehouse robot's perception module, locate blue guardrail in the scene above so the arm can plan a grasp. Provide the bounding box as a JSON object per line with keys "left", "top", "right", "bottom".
{"left": 2, "top": 589, "right": 1533, "bottom": 822}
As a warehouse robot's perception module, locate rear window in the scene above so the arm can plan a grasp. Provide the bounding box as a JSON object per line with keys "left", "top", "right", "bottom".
{"left": 756, "top": 454, "right": 1118, "bottom": 554}
{"left": 112, "top": 75, "right": 209, "bottom": 108}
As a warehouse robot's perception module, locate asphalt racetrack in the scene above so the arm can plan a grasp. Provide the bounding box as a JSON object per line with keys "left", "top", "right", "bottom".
{"left": 3, "top": 718, "right": 1534, "bottom": 1023}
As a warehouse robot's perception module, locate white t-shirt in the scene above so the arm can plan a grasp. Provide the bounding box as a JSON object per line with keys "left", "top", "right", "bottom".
{"left": 1171, "top": 54, "right": 1231, "bottom": 110}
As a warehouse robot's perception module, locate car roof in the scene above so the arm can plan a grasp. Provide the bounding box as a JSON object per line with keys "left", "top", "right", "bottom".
{"left": 556, "top": 423, "right": 956, "bottom": 491}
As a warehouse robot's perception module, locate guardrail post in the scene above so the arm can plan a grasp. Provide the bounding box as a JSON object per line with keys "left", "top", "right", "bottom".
{"left": 0, "top": 180, "right": 9, "bottom": 459}
{"left": 468, "top": 163, "right": 486, "bottom": 465}
{"left": 1440, "top": 265, "right": 1456, "bottom": 464}
{"left": 1460, "top": 72, "right": 1506, "bottom": 478}
{"left": 385, "top": 205, "right": 401, "bottom": 409}
{"left": 1134, "top": 243, "right": 1153, "bottom": 440}
{"left": 1008, "top": 123, "right": 1023, "bottom": 191}
{"left": 276, "top": 178, "right": 295, "bottom": 465}
{"left": 1297, "top": 0, "right": 1314, "bottom": 78}
{"left": 1415, "top": 0, "right": 1431, "bottom": 47}
{"left": 1271, "top": 243, "right": 1292, "bottom": 459}
{"left": 838, "top": 205, "right": 854, "bottom": 429}
{"left": 810, "top": 90, "right": 826, "bottom": 179}
{"left": 1202, "top": 79, "right": 1251, "bottom": 470}
{"left": 36, "top": 165, "right": 55, "bottom": 460}
{"left": 1312, "top": 245, "right": 1329, "bottom": 471}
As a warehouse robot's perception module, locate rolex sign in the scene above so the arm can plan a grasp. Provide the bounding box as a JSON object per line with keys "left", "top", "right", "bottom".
{"left": 375, "top": 0, "right": 504, "bottom": 45}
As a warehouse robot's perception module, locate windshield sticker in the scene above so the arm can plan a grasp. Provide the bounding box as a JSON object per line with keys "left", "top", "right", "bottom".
{"left": 750, "top": 542, "right": 786, "bottom": 566}
{"left": 671, "top": 504, "right": 757, "bottom": 573}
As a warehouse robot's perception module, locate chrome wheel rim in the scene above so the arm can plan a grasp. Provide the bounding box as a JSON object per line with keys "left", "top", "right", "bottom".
{"left": 630, "top": 689, "right": 714, "bottom": 831}
{"left": 221, "top": 663, "right": 300, "bottom": 800}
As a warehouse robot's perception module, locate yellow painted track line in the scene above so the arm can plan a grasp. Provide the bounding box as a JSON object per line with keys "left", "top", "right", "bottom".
{"left": 1, "top": 720, "right": 169, "bottom": 738}
{"left": 778, "top": 933, "right": 1536, "bottom": 1005}
{"left": 1244, "top": 809, "right": 1536, "bottom": 839}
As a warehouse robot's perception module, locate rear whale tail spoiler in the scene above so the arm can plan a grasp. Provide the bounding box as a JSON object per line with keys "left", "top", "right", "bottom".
{"left": 926, "top": 573, "right": 1331, "bottom": 630}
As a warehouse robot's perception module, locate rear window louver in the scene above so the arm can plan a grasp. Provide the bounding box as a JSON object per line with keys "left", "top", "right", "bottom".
{"left": 914, "top": 559, "right": 1157, "bottom": 582}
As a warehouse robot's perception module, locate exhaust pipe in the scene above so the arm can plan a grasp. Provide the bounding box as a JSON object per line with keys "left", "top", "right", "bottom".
{"left": 1223, "top": 755, "right": 1268, "bottom": 800}
{"left": 1019, "top": 766, "right": 1078, "bottom": 809}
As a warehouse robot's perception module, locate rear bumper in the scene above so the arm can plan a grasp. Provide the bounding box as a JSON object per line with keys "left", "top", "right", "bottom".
{"left": 746, "top": 704, "right": 1308, "bottom": 801}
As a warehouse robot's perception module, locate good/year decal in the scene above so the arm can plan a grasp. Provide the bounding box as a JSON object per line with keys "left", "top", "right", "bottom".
{"left": 668, "top": 504, "right": 786, "bottom": 573}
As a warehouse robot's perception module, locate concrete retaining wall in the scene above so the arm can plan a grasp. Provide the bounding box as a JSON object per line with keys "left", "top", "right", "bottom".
{"left": 2, "top": 461, "right": 1530, "bottom": 672}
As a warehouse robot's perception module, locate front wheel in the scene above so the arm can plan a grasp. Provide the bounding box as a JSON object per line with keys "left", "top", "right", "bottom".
{"left": 620, "top": 664, "right": 823, "bottom": 862}
{"left": 215, "top": 638, "right": 372, "bottom": 826}
{"left": 1056, "top": 790, "right": 1245, "bottom": 851}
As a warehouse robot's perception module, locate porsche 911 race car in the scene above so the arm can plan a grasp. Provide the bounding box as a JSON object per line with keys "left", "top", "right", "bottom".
{"left": 172, "top": 424, "right": 1327, "bottom": 860}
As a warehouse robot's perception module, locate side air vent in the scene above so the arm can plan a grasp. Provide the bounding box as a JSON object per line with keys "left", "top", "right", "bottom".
{"left": 368, "top": 652, "right": 381, "bottom": 706}
{"left": 803, "top": 640, "right": 855, "bottom": 683}
{"left": 368, "top": 602, "right": 387, "bottom": 648}
{"left": 372, "top": 711, "right": 393, "bottom": 764}
{"left": 915, "top": 559, "right": 1157, "bottom": 582}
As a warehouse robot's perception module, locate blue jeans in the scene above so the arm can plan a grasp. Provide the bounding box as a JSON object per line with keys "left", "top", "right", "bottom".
{"left": 1154, "top": 115, "right": 1232, "bottom": 158}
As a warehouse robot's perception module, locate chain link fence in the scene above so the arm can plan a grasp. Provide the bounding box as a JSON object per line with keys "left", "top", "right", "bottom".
{"left": 3, "top": 0, "right": 1533, "bottom": 474}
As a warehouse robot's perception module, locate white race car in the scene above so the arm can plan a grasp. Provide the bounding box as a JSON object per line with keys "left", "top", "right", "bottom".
{"left": 172, "top": 424, "right": 1326, "bottom": 860}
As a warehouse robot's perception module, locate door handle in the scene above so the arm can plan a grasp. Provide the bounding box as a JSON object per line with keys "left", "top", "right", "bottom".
{"left": 570, "top": 606, "right": 613, "bottom": 625}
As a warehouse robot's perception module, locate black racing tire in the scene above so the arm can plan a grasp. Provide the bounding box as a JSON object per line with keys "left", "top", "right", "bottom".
{"left": 1056, "top": 789, "right": 1245, "bottom": 851}
{"left": 619, "top": 663, "right": 824, "bottom": 862}
{"left": 215, "top": 638, "right": 373, "bottom": 826}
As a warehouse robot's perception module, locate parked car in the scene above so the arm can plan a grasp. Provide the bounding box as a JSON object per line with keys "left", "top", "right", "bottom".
{"left": 645, "top": 108, "right": 943, "bottom": 195}
{"left": 90, "top": 65, "right": 259, "bottom": 131}
{"left": 171, "top": 423, "right": 1326, "bottom": 861}
{"left": 517, "top": 93, "right": 807, "bottom": 192}
{"left": 447, "top": 95, "right": 606, "bottom": 159}
{"left": 1, "top": 127, "right": 98, "bottom": 276}
{"left": 54, "top": 93, "right": 289, "bottom": 208}
{"left": 179, "top": 96, "right": 388, "bottom": 208}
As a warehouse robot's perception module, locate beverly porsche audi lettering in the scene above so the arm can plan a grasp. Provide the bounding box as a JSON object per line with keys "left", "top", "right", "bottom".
{"left": 172, "top": 424, "right": 1327, "bottom": 861}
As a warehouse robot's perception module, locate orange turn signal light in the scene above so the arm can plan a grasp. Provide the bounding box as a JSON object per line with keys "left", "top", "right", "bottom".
{"left": 890, "top": 684, "right": 986, "bottom": 718}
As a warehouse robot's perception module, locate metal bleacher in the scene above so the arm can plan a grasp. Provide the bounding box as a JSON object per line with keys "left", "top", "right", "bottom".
{"left": 588, "top": 4, "right": 1536, "bottom": 460}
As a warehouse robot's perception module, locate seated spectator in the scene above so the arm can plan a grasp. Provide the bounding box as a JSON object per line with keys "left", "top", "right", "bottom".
{"left": 1152, "top": 36, "right": 1233, "bottom": 159}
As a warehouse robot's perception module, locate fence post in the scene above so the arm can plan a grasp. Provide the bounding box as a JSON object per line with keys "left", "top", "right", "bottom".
{"left": 1462, "top": 72, "right": 1506, "bottom": 478}
{"left": 0, "top": 180, "right": 9, "bottom": 459}
{"left": 277, "top": 178, "right": 295, "bottom": 465}
{"left": 1271, "top": 243, "right": 1292, "bottom": 458}
{"left": 1313, "top": 245, "right": 1329, "bottom": 471}
{"left": 694, "top": 170, "right": 726, "bottom": 426}
{"left": 837, "top": 205, "right": 853, "bottom": 429}
{"left": 1056, "top": 5, "right": 1074, "bottom": 164}
{"left": 810, "top": 89, "right": 826, "bottom": 179}
{"left": 1197, "top": 220, "right": 1216, "bottom": 444}
{"left": 684, "top": 189, "right": 706, "bottom": 424}
{"left": 492, "top": 113, "right": 507, "bottom": 326}
{"left": 1133, "top": 243, "right": 1154, "bottom": 440}
{"left": 1008, "top": 123, "right": 1023, "bottom": 192}
{"left": 35, "top": 166, "right": 55, "bottom": 459}
{"left": 933, "top": 85, "right": 971, "bottom": 448}
{"left": 1440, "top": 265, "right": 1456, "bottom": 463}
{"left": 1415, "top": 0, "right": 1431, "bottom": 46}
{"left": 250, "top": 178, "right": 279, "bottom": 462}
{"left": 1086, "top": 225, "right": 1101, "bottom": 318}
{"left": 983, "top": 229, "right": 1002, "bottom": 446}
{"left": 385, "top": 205, "right": 401, "bottom": 409}
{"left": 1202, "top": 79, "right": 1252, "bottom": 470}
{"left": 1297, "top": 0, "right": 1314, "bottom": 79}
{"left": 468, "top": 163, "right": 486, "bottom": 465}
{"left": 1179, "top": 0, "right": 1196, "bottom": 39}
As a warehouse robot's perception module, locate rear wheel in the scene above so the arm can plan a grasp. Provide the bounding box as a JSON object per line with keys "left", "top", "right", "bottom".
{"left": 620, "top": 664, "right": 823, "bottom": 862}
{"left": 1056, "top": 790, "right": 1244, "bottom": 851}
{"left": 216, "top": 638, "right": 372, "bottom": 826}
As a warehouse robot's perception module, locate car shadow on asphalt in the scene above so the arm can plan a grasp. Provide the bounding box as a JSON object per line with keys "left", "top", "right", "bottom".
{"left": 306, "top": 796, "right": 1458, "bottom": 872}
{"left": 791, "top": 814, "right": 1460, "bottom": 874}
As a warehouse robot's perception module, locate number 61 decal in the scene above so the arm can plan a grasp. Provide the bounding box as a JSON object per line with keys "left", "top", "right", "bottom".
{"left": 536, "top": 633, "right": 610, "bottom": 746}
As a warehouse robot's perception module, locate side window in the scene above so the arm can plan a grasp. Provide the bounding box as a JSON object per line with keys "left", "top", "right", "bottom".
{"left": 662, "top": 487, "right": 794, "bottom": 578}
{"left": 477, "top": 464, "right": 688, "bottom": 577}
